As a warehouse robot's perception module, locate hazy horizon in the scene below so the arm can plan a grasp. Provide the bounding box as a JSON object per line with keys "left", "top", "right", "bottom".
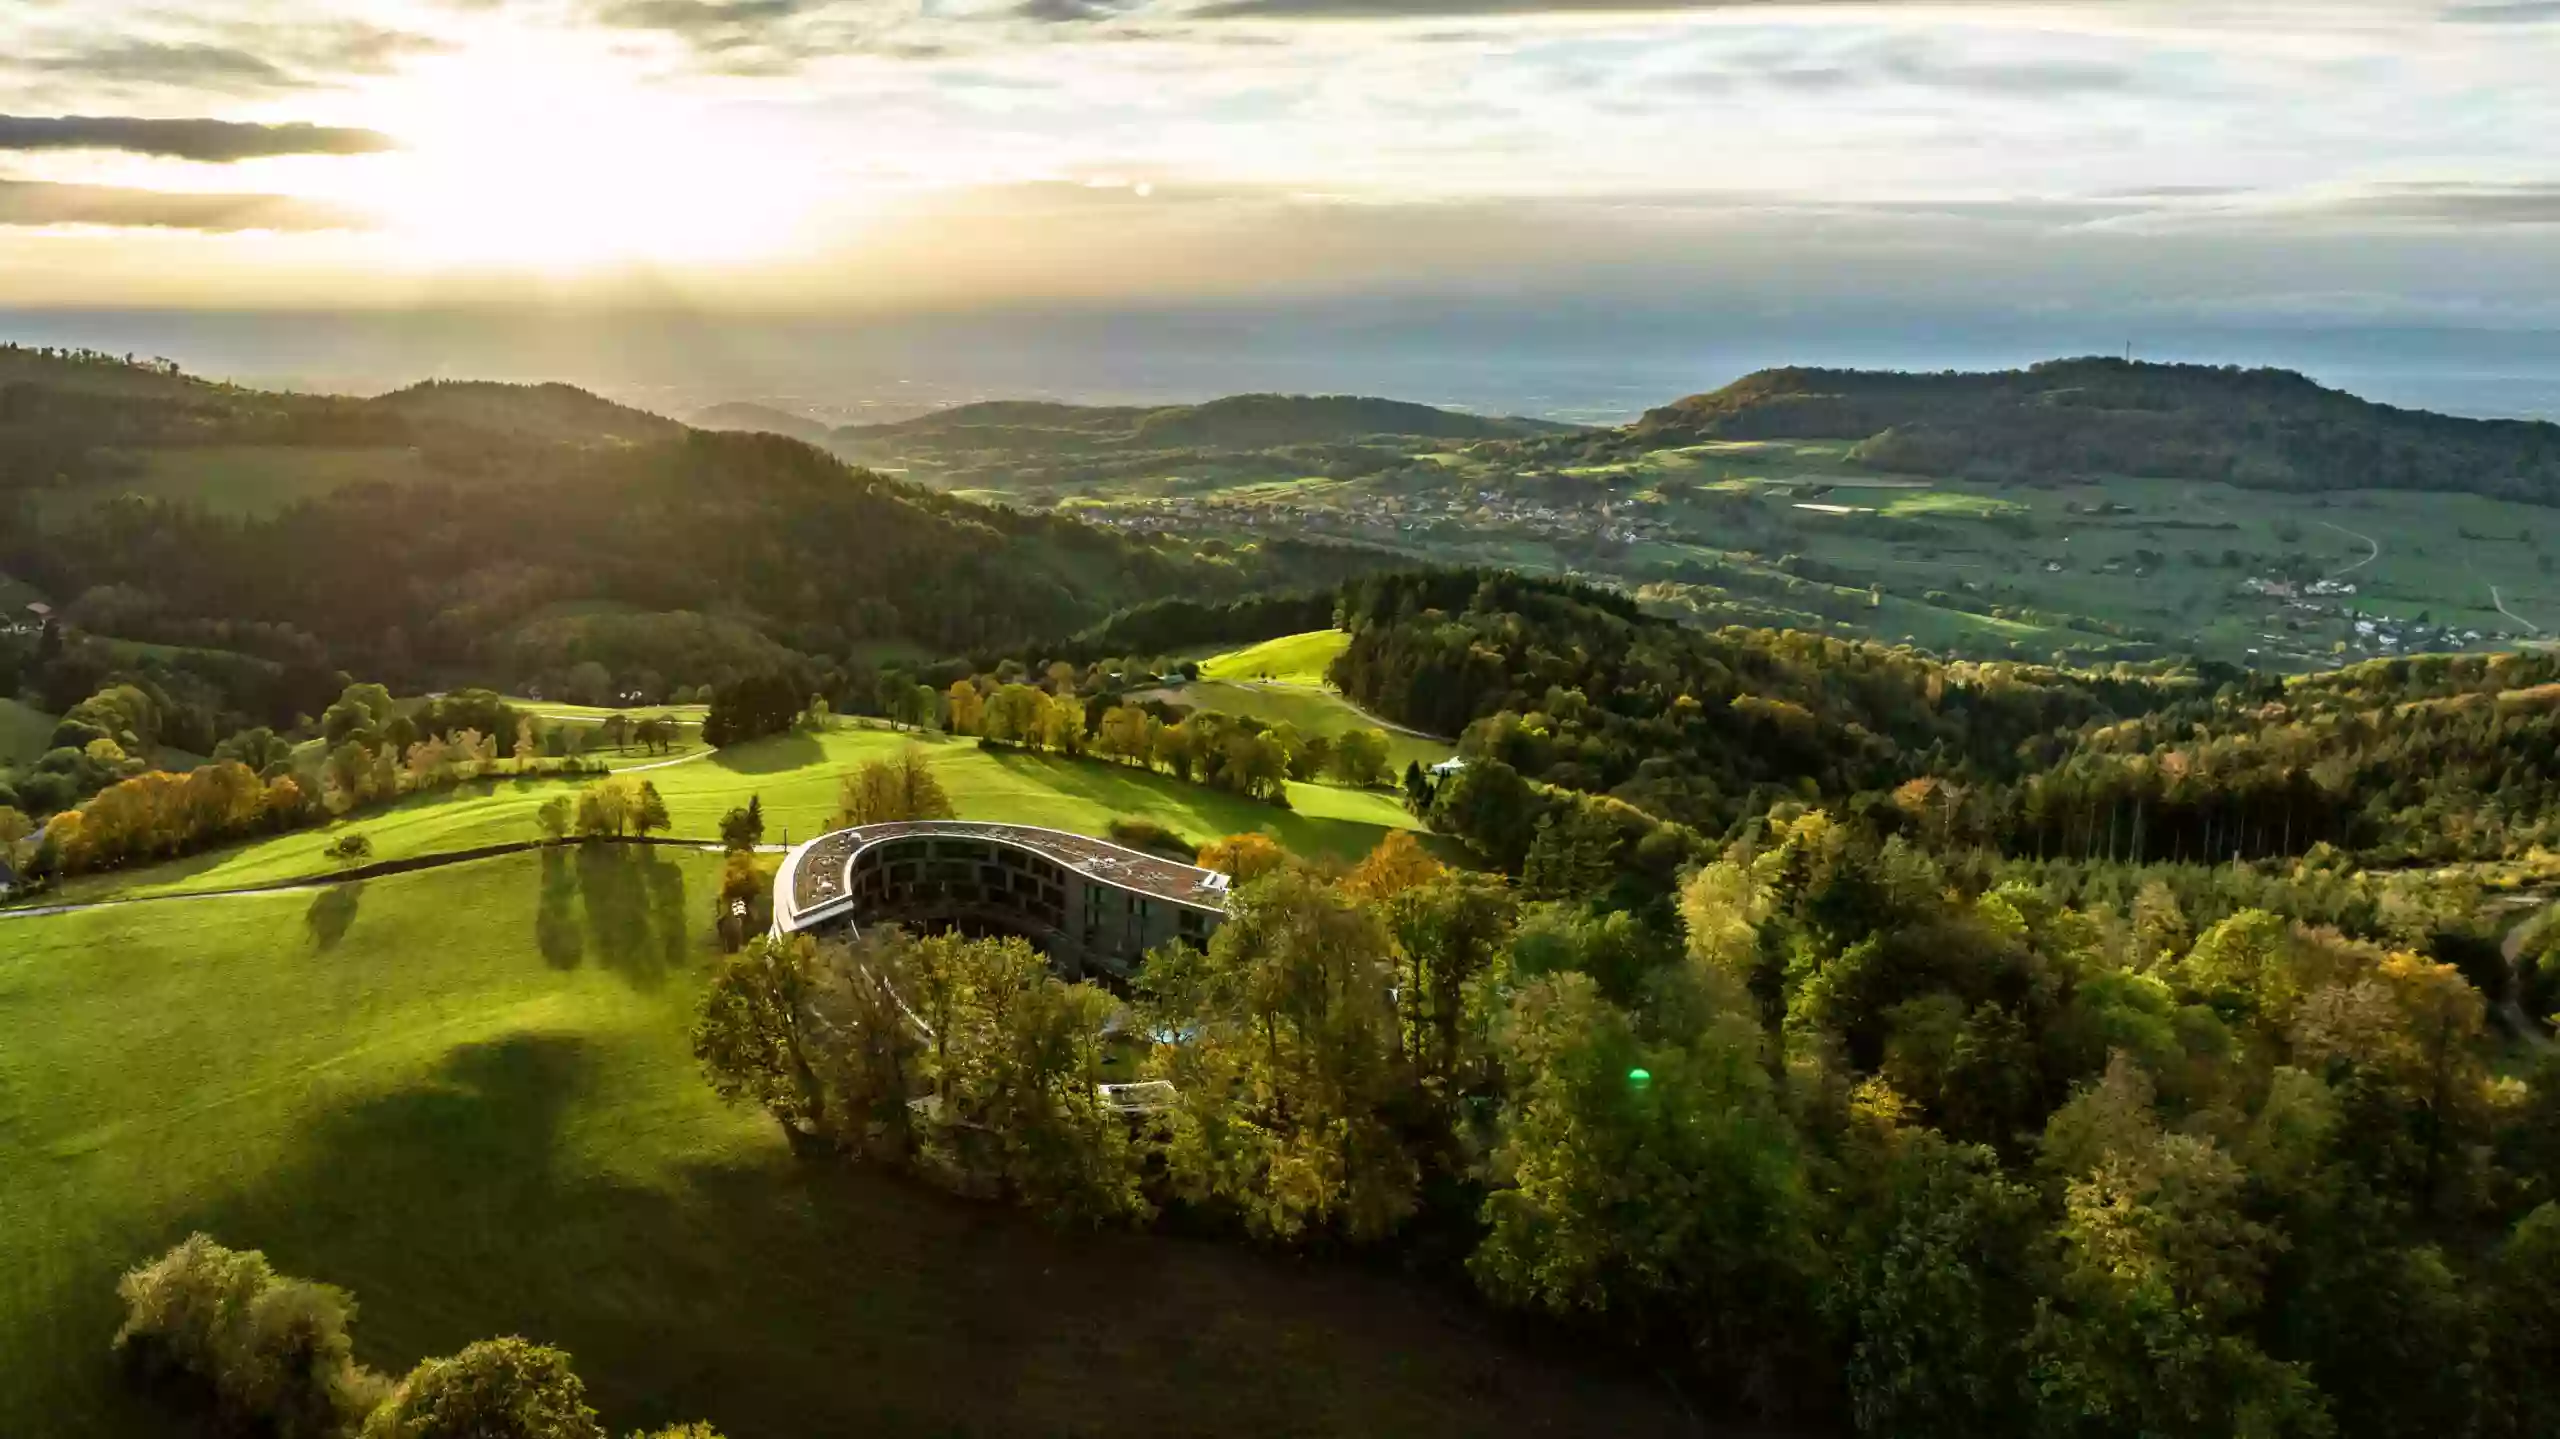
{"left": 8, "top": 305, "right": 2559, "bottom": 426}
{"left": 4, "top": 2, "right": 2556, "bottom": 410}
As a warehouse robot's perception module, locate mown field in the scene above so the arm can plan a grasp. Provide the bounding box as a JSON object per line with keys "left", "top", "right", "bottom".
{"left": 1152, "top": 677, "right": 1455, "bottom": 774}
{"left": 1199, "top": 629, "right": 1349, "bottom": 687}
{"left": 31, "top": 446, "right": 436, "bottom": 526}
{"left": 37, "top": 724, "right": 1427, "bottom": 905}
{"left": 0, "top": 697, "right": 52, "bottom": 767}
{"left": 0, "top": 851, "right": 1685, "bottom": 1439}
{"left": 1015, "top": 436, "right": 2560, "bottom": 670}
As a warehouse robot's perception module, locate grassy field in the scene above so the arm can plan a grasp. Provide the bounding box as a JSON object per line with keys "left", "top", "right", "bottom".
{"left": 1200, "top": 629, "right": 1350, "bottom": 687}
{"left": 0, "top": 853, "right": 1684, "bottom": 1439}
{"left": 1153, "top": 678, "right": 1454, "bottom": 773}
{"left": 33, "top": 446, "right": 435, "bottom": 526}
{"left": 0, "top": 698, "right": 54, "bottom": 767}
{"left": 37, "top": 725, "right": 1428, "bottom": 905}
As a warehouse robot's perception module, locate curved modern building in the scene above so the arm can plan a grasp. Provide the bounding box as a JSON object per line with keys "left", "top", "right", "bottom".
{"left": 773, "top": 820, "right": 1231, "bottom": 977}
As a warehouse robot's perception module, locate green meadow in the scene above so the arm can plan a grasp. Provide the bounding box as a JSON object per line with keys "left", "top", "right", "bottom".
{"left": 1199, "top": 628, "right": 1350, "bottom": 687}
{"left": 1154, "top": 677, "right": 1455, "bottom": 773}
{"left": 0, "top": 850, "right": 1681, "bottom": 1438}
{"left": 37, "top": 724, "right": 1427, "bottom": 905}
{"left": 0, "top": 697, "right": 52, "bottom": 767}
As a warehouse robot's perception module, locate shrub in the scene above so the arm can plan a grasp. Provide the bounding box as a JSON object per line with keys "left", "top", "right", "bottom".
{"left": 1107, "top": 816, "right": 1195, "bottom": 858}
{"left": 326, "top": 832, "right": 374, "bottom": 865}
{"left": 113, "top": 1233, "right": 385, "bottom": 1438}
{"left": 361, "top": 1338, "right": 604, "bottom": 1439}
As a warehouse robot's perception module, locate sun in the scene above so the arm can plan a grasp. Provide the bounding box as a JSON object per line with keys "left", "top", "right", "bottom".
{"left": 340, "top": 36, "right": 821, "bottom": 274}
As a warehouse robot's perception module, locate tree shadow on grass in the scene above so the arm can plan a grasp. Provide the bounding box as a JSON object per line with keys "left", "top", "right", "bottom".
{"left": 536, "top": 847, "right": 583, "bottom": 970}
{"left": 572, "top": 844, "right": 688, "bottom": 991}
{"left": 977, "top": 748, "right": 1398, "bottom": 863}
{"left": 306, "top": 882, "right": 362, "bottom": 951}
{"left": 708, "top": 732, "right": 824, "bottom": 776}
{"left": 178, "top": 1030, "right": 1695, "bottom": 1439}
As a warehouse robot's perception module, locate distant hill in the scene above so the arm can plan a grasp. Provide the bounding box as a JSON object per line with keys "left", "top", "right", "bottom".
{"left": 1632, "top": 357, "right": 2560, "bottom": 504}
{"left": 841, "top": 393, "right": 1573, "bottom": 451}
{"left": 371, "top": 380, "right": 683, "bottom": 446}
{"left": 0, "top": 351, "right": 1404, "bottom": 684}
{"left": 692, "top": 401, "right": 835, "bottom": 447}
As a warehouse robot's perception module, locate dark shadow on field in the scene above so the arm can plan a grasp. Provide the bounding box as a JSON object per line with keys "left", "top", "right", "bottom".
{"left": 574, "top": 844, "right": 688, "bottom": 990}
{"left": 708, "top": 732, "right": 823, "bottom": 775}
{"left": 532, "top": 844, "right": 691, "bottom": 985}
{"left": 536, "top": 847, "right": 583, "bottom": 969}
{"left": 305, "top": 882, "right": 362, "bottom": 950}
{"left": 978, "top": 748, "right": 1401, "bottom": 864}
{"left": 184, "top": 1030, "right": 1705, "bottom": 1439}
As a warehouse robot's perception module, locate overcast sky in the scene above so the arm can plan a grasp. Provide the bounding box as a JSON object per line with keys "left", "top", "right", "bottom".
{"left": 0, "top": 1, "right": 2554, "bottom": 360}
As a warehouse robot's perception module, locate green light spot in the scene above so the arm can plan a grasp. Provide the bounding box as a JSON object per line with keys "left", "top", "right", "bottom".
{"left": 1627, "top": 1068, "right": 1652, "bottom": 1089}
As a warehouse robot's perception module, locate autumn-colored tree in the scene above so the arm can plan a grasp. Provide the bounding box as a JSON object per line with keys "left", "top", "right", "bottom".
{"left": 1195, "top": 832, "right": 1286, "bottom": 883}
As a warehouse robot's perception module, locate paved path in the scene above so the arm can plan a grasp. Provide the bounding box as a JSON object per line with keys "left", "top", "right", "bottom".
{"left": 2499, "top": 905, "right": 2557, "bottom": 1052}
{"left": 1, "top": 837, "right": 789, "bottom": 923}
{"left": 2491, "top": 584, "right": 2543, "bottom": 636}
{"left": 2317, "top": 519, "right": 2381, "bottom": 577}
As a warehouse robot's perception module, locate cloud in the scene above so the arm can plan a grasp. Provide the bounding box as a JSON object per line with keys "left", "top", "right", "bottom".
{"left": 23, "top": 25, "right": 452, "bottom": 94}
{"left": 0, "top": 180, "right": 366, "bottom": 231}
{"left": 1016, "top": 0, "right": 1143, "bottom": 21}
{"left": 1186, "top": 0, "right": 1946, "bottom": 18}
{"left": 2312, "top": 182, "right": 2560, "bottom": 226}
{"left": 25, "top": 42, "right": 297, "bottom": 94}
{"left": 586, "top": 0, "right": 843, "bottom": 64}
{"left": 0, "top": 115, "right": 397, "bottom": 162}
{"left": 2442, "top": 1, "right": 2560, "bottom": 20}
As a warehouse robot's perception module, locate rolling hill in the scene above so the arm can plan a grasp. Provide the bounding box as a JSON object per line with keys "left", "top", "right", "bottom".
{"left": 1628, "top": 357, "right": 2560, "bottom": 504}
{"left": 0, "top": 350, "right": 1403, "bottom": 691}
{"left": 690, "top": 400, "right": 835, "bottom": 447}
{"left": 838, "top": 392, "right": 1573, "bottom": 451}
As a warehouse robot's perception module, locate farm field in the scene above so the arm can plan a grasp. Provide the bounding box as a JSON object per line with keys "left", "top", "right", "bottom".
{"left": 1048, "top": 440, "right": 2560, "bottom": 669}
{"left": 31, "top": 446, "right": 436, "bottom": 526}
{"left": 1153, "top": 677, "right": 1455, "bottom": 773}
{"left": 34, "top": 724, "right": 1428, "bottom": 905}
{"left": 0, "top": 698, "right": 53, "bottom": 766}
{"left": 1199, "top": 628, "right": 1350, "bottom": 686}
{"left": 0, "top": 852, "right": 1685, "bottom": 1439}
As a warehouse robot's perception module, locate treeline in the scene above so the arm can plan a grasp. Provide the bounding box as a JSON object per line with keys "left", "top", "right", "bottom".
{"left": 1333, "top": 574, "right": 2560, "bottom": 872}
{"left": 1624, "top": 357, "right": 2560, "bottom": 505}
{"left": 941, "top": 674, "right": 1392, "bottom": 804}
{"left": 1330, "top": 570, "right": 2168, "bottom": 834}
{"left": 8, "top": 684, "right": 617, "bottom": 881}
{"left": 112, "top": 1234, "right": 719, "bottom": 1439}
{"left": 701, "top": 819, "right": 2560, "bottom": 1437}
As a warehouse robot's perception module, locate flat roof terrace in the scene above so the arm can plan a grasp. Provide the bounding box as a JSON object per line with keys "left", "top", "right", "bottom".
{"left": 780, "top": 820, "right": 1233, "bottom": 932}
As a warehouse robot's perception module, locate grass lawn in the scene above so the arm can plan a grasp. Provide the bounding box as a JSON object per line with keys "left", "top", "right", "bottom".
{"left": 37, "top": 726, "right": 1429, "bottom": 905}
{"left": 1200, "top": 629, "right": 1350, "bottom": 687}
{"left": 32, "top": 447, "right": 435, "bottom": 526}
{"left": 1, "top": 698, "right": 55, "bottom": 767}
{"left": 0, "top": 853, "right": 1683, "bottom": 1439}
{"left": 1156, "top": 679, "right": 1454, "bottom": 773}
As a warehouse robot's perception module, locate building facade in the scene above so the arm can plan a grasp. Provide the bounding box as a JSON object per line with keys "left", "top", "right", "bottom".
{"left": 773, "top": 820, "right": 1230, "bottom": 978}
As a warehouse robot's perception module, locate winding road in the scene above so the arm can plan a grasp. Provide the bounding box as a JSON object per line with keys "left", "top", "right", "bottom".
{"left": 2317, "top": 519, "right": 2381, "bottom": 577}
{"left": 2491, "top": 584, "right": 2544, "bottom": 637}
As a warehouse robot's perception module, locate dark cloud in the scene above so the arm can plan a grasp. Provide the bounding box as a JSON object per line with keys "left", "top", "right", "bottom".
{"left": 585, "top": 0, "right": 863, "bottom": 72}
{"left": 0, "top": 115, "right": 397, "bottom": 162}
{"left": 0, "top": 180, "right": 365, "bottom": 231}
{"left": 2317, "top": 183, "right": 2560, "bottom": 226}
{"left": 2442, "top": 1, "right": 2560, "bottom": 20}
{"left": 27, "top": 42, "right": 297, "bottom": 93}
{"left": 26, "top": 26, "right": 451, "bottom": 94}
{"left": 1190, "top": 0, "right": 1936, "bottom": 17}
{"left": 1015, "top": 0, "right": 1142, "bottom": 20}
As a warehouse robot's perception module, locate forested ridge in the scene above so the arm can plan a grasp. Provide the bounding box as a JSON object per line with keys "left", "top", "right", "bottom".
{"left": 1329, "top": 571, "right": 2560, "bottom": 870}
{"left": 1620, "top": 357, "right": 2560, "bottom": 503}
{"left": 0, "top": 348, "right": 1399, "bottom": 689}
